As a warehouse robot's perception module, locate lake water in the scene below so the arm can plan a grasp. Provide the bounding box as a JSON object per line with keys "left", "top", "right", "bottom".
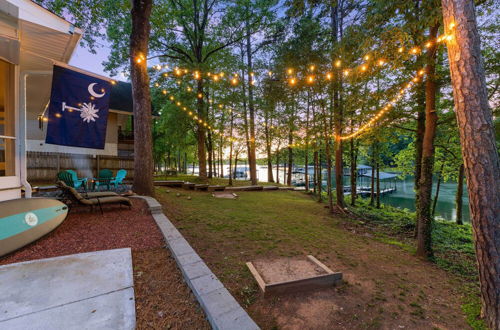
{"left": 187, "top": 165, "right": 470, "bottom": 223}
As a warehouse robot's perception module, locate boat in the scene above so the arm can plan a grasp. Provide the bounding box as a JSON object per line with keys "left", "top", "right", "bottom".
{"left": 0, "top": 198, "right": 68, "bottom": 257}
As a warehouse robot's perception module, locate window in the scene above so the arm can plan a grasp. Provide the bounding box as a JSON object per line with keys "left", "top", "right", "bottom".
{"left": 0, "top": 59, "right": 15, "bottom": 177}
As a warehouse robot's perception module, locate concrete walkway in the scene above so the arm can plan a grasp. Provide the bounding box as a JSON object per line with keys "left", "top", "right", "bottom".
{"left": 0, "top": 248, "right": 135, "bottom": 330}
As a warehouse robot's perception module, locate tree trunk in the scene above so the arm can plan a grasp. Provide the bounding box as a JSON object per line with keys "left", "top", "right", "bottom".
{"left": 414, "top": 87, "right": 426, "bottom": 237}
{"left": 287, "top": 142, "right": 293, "bottom": 186}
{"left": 326, "top": 137, "right": 334, "bottom": 212}
{"left": 370, "top": 144, "right": 375, "bottom": 206}
{"left": 432, "top": 163, "right": 444, "bottom": 217}
{"left": 376, "top": 161, "right": 380, "bottom": 209}
{"left": 196, "top": 79, "right": 207, "bottom": 181}
{"left": 276, "top": 148, "right": 280, "bottom": 184}
{"left": 416, "top": 24, "right": 439, "bottom": 259}
{"left": 455, "top": 164, "right": 464, "bottom": 225}
{"left": 313, "top": 149, "right": 318, "bottom": 195}
{"left": 264, "top": 111, "right": 274, "bottom": 183}
{"left": 350, "top": 137, "right": 357, "bottom": 206}
{"left": 317, "top": 150, "right": 322, "bottom": 202}
{"left": 207, "top": 132, "right": 213, "bottom": 178}
{"left": 130, "top": 0, "right": 154, "bottom": 196}
{"left": 442, "top": 1, "right": 500, "bottom": 326}
{"left": 305, "top": 91, "right": 311, "bottom": 191}
{"left": 245, "top": 11, "right": 257, "bottom": 185}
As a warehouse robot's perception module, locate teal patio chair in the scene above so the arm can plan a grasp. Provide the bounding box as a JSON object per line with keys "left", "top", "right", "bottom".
{"left": 66, "top": 170, "right": 87, "bottom": 189}
{"left": 57, "top": 171, "right": 75, "bottom": 188}
{"left": 110, "top": 169, "right": 127, "bottom": 190}
{"left": 93, "top": 169, "right": 113, "bottom": 191}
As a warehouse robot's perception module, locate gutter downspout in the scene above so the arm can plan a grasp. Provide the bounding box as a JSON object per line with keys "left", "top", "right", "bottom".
{"left": 19, "top": 70, "right": 52, "bottom": 198}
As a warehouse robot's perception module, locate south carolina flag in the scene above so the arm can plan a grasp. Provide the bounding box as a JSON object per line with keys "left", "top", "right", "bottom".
{"left": 45, "top": 65, "right": 111, "bottom": 149}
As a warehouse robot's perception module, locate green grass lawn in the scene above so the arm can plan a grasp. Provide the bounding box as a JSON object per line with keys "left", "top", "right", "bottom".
{"left": 156, "top": 186, "right": 477, "bottom": 329}
{"left": 154, "top": 174, "right": 285, "bottom": 187}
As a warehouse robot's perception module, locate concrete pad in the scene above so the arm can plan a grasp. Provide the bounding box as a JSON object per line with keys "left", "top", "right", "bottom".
{"left": 0, "top": 288, "right": 135, "bottom": 330}
{"left": 0, "top": 248, "right": 135, "bottom": 329}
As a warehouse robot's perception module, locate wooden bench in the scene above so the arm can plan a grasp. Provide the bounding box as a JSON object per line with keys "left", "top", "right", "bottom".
{"left": 263, "top": 186, "right": 279, "bottom": 191}
{"left": 182, "top": 182, "right": 196, "bottom": 189}
{"left": 225, "top": 185, "right": 264, "bottom": 191}
{"left": 208, "top": 185, "right": 226, "bottom": 192}
{"left": 154, "top": 180, "right": 184, "bottom": 187}
{"left": 194, "top": 184, "right": 210, "bottom": 191}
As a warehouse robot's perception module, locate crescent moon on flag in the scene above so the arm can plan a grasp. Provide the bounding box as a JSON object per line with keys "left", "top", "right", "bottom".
{"left": 88, "top": 83, "right": 105, "bottom": 98}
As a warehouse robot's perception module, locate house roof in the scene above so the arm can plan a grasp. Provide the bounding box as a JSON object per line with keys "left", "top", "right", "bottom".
{"left": 360, "top": 171, "right": 398, "bottom": 180}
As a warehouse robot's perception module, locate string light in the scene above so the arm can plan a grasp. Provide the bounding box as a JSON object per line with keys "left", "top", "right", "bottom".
{"left": 135, "top": 53, "right": 145, "bottom": 64}
{"left": 150, "top": 34, "right": 448, "bottom": 88}
{"left": 339, "top": 69, "right": 425, "bottom": 140}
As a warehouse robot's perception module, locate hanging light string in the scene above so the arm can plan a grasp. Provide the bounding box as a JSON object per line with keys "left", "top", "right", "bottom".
{"left": 149, "top": 31, "right": 451, "bottom": 86}
{"left": 153, "top": 78, "right": 232, "bottom": 111}
{"left": 338, "top": 68, "right": 427, "bottom": 140}
{"left": 154, "top": 85, "right": 241, "bottom": 143}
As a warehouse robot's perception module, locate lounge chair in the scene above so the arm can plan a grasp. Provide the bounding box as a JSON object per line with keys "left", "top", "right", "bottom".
{"left": 110, "top": 169, "right": 127, "bottom": 190}
{"left": 66, "top": 170, "right": 88, "bottom": 189}
{"left": 57, "top": 171, "right": 83, "bottom": 190}
{"left": 57, "top": 180, "right": 132, "bottom": 213}
{"left": 57, "top": 181, "right": 118, "bottom": 199}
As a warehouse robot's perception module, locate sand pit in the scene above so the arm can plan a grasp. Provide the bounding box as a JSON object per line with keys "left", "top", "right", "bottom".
{"left": 247, "top": 255, "right": 342, "bottom": 294}
{"left": 212, "top": 192, "right": 238, "bottom": 199}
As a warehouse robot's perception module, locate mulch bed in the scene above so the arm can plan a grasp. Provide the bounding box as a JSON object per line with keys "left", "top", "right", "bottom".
{"left": 0, "top": 198, "right": 209, "bottom": 329}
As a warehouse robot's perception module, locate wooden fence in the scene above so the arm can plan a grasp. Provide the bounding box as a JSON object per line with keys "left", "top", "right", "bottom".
{"left": 27, "top": 151, "right": 134, "bottom": 183}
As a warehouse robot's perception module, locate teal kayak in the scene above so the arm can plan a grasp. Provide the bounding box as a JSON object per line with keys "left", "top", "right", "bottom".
{"left": 0, "top": 198, "right": 68, "bottom": 257}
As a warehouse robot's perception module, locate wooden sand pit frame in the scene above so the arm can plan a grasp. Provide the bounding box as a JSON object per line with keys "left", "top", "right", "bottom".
{"left": 246, "top": 255, "right": 342, "bottom": 295}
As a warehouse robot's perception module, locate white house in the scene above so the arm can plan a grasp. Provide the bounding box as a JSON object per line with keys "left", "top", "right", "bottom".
{"left": 0, "top": 0, "right": 134, "bottom": 202}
